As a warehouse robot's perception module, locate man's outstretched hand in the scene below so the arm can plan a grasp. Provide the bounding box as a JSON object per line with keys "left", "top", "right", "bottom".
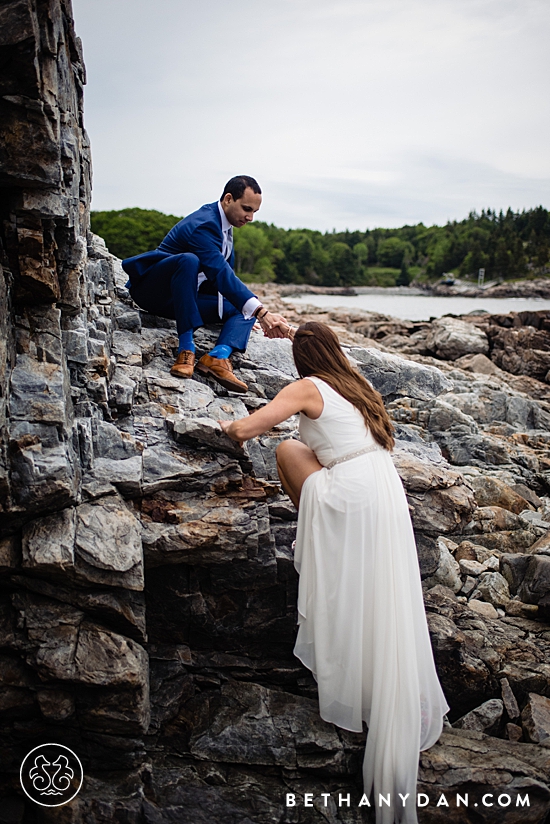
{"left": 258, "top": 311, "right": 292, "bottom": 339}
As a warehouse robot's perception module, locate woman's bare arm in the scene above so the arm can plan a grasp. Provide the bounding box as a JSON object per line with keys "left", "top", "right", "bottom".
{"left": 220, "top": 379, "right": 322, "bottom": 444}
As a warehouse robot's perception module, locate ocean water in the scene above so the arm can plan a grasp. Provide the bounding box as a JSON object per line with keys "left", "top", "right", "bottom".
{"left": 282, "top": 293, "right": 550, "bottom": 322}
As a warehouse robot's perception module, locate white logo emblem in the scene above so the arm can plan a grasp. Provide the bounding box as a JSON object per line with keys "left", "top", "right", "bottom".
{"left": 20, "top": 744, "right": 83, "bottom": 807}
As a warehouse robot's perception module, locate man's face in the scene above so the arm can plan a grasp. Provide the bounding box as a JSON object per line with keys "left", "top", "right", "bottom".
{"left": 221, "top": 187, "right": 262, "bottom": 227}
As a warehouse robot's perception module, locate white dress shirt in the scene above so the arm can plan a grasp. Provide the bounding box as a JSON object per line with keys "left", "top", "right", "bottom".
{"left": 196, "top": 202, "right": 262, "bottom": 320}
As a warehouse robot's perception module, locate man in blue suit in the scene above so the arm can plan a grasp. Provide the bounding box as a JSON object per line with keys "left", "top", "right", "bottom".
{"left": 122, "top": 175, "right": 289, "bottom": 393}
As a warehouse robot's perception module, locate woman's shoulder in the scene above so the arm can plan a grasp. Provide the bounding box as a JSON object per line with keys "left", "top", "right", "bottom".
{"left": 286, "top": 378, "right": 324, "bottom": 419}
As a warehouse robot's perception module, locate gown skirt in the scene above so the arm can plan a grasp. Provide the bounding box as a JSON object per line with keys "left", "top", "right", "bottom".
{"left": 293, "top": 378, "right": 449, "bottom": 824}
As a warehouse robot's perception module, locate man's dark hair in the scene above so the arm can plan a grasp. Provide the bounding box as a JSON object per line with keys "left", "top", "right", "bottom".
{"left": 221, "top": 175, "right": 261, "bottom": 202}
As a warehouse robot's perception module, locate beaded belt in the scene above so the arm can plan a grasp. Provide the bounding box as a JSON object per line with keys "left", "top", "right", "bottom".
{"left": 325, "top": 443, "right": 382, "bottom": 470}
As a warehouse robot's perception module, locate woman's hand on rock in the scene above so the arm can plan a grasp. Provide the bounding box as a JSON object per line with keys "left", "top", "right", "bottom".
{"left": 218, "top": 419, "right": 243, "bottom": 447}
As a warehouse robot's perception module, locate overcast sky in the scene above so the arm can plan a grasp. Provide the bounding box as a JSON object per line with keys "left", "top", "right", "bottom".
{"left": 72, "top": 0, "right": 550, "bottom": 231}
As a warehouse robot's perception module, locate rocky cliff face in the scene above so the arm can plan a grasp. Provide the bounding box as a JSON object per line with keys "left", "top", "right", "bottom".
{"left": 2, "top": 3, "right": 550, "bottom": 822}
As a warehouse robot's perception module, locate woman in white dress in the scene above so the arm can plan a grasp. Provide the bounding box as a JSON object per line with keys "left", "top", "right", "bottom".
{"left": 220, "top": 322, "right": 449, "bottom": 824}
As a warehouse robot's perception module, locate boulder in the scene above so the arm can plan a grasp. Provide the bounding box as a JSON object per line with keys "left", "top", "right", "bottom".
{"left": 467, "top": 599, "right": 499, "bottom": 619}
{"left": 418, "top": 730, "right": 550, "bottom": 824}
{"left": 500, "top": 677, "right": 520, "bottom": 721}
{"left": 454, "top": 352, "right": 506, "bottom": 376}
{"left": 459, "top": 558, "right": 487, "bottom": 577}
{"left": 500, "top": 554, "right": 532, "bottom": 595}
{"left": 517, "top": 555, "right": 550, "bottom": 619}
{"left": 489, "top": 325, "right": 550, "bottom": 382}
{"left": 422, "top": 539, "right": 462, "bottom": 592}
{"left": 187, "top": 681, "right": 362, "bottom": 772}
{"left": 22, "top": 507, "right": 76, "bottom": 572}
{"left": 349, "top": 346, "right": 453, "bottom": 400}
{"left": 425, "top": 317, "right": 490, "bottom": 360}
{"left": 475, "top": 571, "right": 511, "bottom": 607}
{"left": 469, "top": 475, "right": 534, "bottom": 514}
{"left": 453, "top": 698, "right": 504, "bottom": 733}
{"left": 528, "top": 529, "right": 550, "bottom": 556}
{"left": 75, "top": 495, "right": 144, "bottom": 590}
{"left": 521, "top": 693, "right": 550, "bottom": 746}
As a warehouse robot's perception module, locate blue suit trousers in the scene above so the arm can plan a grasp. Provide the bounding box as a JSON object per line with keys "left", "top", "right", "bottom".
{"left": 128, "top": 253, "right": 255, "bottom": 352}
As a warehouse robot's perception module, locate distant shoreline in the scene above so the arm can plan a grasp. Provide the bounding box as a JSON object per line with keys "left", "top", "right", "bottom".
{"left": 277, "top": 277, "right": 550, "bottom": 300}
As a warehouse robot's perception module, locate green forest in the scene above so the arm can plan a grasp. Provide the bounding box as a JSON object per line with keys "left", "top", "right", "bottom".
{"left": 91, "top": 205, "right": 550, "bottom": 288}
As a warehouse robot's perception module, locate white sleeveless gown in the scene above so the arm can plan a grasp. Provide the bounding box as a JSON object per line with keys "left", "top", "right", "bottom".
{"left": 294, "top": 377, "right": 449, "bottom": 824}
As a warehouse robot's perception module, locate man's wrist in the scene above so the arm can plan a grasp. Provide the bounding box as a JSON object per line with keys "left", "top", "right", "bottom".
{"left": 242, "top": 297, "right": 262, "bottom": 320}
{"left": 253, "top": 305, "right": 271, "bottom": 323}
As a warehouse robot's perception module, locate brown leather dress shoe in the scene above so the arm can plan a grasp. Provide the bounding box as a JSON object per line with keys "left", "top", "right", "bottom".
{"left": 196, "top": 354, "right": 248, "bottom": 393}
{"left": 170, "top": 350, "right": 195, "bottom": 378}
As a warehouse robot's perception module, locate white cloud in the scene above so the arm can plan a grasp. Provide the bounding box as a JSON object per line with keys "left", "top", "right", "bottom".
{"left": 74, "top": 0, "right": 550, "bottom": 230}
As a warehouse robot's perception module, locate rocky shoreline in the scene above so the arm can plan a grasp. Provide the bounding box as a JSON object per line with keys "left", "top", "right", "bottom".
{"left": 2, "top": 3, "right": 550, "bottom": 821}
{"left": 2, "top": 242, "right": 550, "bottom": 823}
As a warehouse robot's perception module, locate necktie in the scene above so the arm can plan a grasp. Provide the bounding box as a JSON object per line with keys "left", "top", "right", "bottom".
{"left": 226, "top": 227, "right": 233, "bottom": 258}
{"left": 218, "top": 227, "right": 233, "bottom": 319}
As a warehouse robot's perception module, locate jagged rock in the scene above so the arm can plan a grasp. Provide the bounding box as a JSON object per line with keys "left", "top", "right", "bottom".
{"left": 489, "top": 325, "right": 550, "bottom": 383}
{"left": 425, "top": 316, "right": 490, "bottom": 360}
{"left": 392, "top": 449, "right": 464, "bottom": 492}
{"left": 0, "top": 536, "right": 18, "bottom": 569}
{"left": 469, "top": 475, "right": 534, "bottom": 514}
{"left": 459, "top": 558, "right": 487, "bottom": 576}
{"left": 528, "top": 529, "right": 550, "bottom": 556}
{"left": 428, "top": 399, "right": 478, "bottom": 433}
{"left": 475, "top": 571, "right": 511, "bottom": 607}
{"left": 517, "top": 556, "right": 550, "bottom": 620}
{"left": 22, "top": 507, "right": 76, "bottom": 572}
{"left": 468, "top": 599, "right": 499, "bottom": 619}
{"left": 349, "top": 346, "right": 453, "bottom": 400}
{"left": 505, "top": 599, "right": 540, "bottom": 619}
{"left": 423, "top": 540, "right": 462, "bottom": 592}
{"left": 109, "top": 367, "right": 137, "bottom": 413}
{"left": 464, "top": 506, "right": 531, "bottom": 536}
{"left": 141, "top": 494, "right": 271, "bottom": 568}
{"left": 237, "top": 334, "right": 297, "bottom": 382}
{"left": 36, "top": 688, "right": 75, "bottom": 721}
{"left": 514, "top": 484, "right": 543, "bottom": 509}
{"left": 436, "top": 384, "right": 550, "bottom": 430}
{"left": 500, "top": 554, "right": 532, "bottom": 594}
{"left": 74, "top": 496, "right": 144, "bottom": 590}
{"left": 461, "top": 576, "right": 477, "bottom": 596}
{"left": 391, "top": 448, "right": 476, "bottom": 534}
{"left": 453, "top": 698, "right": 504, "bottom": 732}
{"left": 501, "top": 677, "right": 520, "bottom": 720}
{"left": 455, "top": 540, "right": 478, "bottom": 562}
{"left": 187, "top": 681, "right": 363, "bottom": 772}
{"left": 86, "top": 455, "right": 143, "bottom": 497}
{"left": 418, "top": 730, "right": 550, "bottom": 823}
{"left": 454, "top": 352, "right": 507, "bottom": 376}
{"left": 521, "top": 693, "right": 550, "bottom": 747}
{"left": 167, "top": 415, "right": 249, "bottom": 459}
{"left": 506, "top": 722, "right": 523, "bottom": 741}
{"left": 75, "top": 622, "right": 148, "bottom": 689}
{"left": 460, "top": 542, "right": 502, "bottom": 563}
{"left": 520, "top": 511, "right": 550, "bottom": 530}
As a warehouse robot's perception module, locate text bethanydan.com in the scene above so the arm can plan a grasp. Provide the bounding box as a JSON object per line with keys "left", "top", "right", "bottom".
{"left": 285, "top": 792, "right": 530, "bottom": 809}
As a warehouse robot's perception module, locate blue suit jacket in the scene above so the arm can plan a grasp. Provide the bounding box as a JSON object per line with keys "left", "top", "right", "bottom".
{"left": 121, "top": 202, "right": 255, "bottom": 311}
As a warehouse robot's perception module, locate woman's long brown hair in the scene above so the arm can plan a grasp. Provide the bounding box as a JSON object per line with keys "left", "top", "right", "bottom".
{"left": 292, "top": 322, "right": 395, "bottom": 451}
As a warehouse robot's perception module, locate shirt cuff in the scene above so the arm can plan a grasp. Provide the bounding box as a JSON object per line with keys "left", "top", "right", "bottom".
{"left": 242, "top": 297, "right": 262, "bottom": 320}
